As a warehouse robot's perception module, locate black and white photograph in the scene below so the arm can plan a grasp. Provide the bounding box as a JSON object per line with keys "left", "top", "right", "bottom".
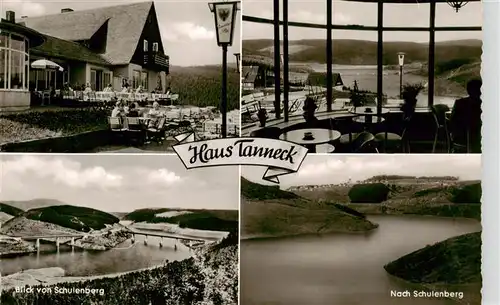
{"left": 0, "top": 154, "right": 239, "bottom": 304}
{"left": 241, "top": 0, "right": 482, "bottom": 154}
{"left": 0, "top": 0, "right": 241, "bottom": 153}
{"left": 241, "top": 154, "right": 481, "bottom": 304}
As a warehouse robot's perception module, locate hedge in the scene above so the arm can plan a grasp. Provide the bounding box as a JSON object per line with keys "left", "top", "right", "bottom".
{"left": 348, "top": 183, "right": 390, "bottom": 203}
{"left": 450, "top": 183, "right": 481, "bottom": 204}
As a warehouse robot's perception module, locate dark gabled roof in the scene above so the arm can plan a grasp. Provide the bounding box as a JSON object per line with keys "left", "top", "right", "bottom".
{"left": 19, "top": 1, "right": 153, "bottom": 65}
{"left": 242, "top": 66, "right": 259, "bottom": 83}
{"left": 307, "top": 72, "right": 343, "bottom": 87}
{"left": 0, "top": 19, "right": 45, "bottom": 47}
{"left": 31, "top": 34, "right": 111, "bottom": 66}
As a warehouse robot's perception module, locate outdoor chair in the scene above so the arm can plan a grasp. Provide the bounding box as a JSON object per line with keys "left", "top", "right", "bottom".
{"left": 147, "top": 117, "right": 167, "bottom": 144}
{"left": 431, "top": 104, "right": 451, "bottom": 153}
{"left": 250, "top": 127, "right": 282, "bottom": 139}
{"left": 108, "top": 117, "right": 125, "bottom": 131}
{"left": 351, "top": 131, "right": 379, "bottom": 153}
{"left": 124, "top": 117, "right": 145, "bottom": 146}
{"left": 42, "top": 91, "right": 51, "bottom": 106}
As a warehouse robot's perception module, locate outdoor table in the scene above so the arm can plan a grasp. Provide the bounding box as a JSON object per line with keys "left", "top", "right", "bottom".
{"left": 280, "top": 128, "right": 341, "bottom": 153}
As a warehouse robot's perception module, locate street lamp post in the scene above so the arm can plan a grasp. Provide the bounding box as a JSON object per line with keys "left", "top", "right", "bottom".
{"left": 234, "top": 53, "right": 241, "bottom": 73}
{"left": 209, "top": 1, "right": 240, "bottom": 138}
{"left": 398, "top": 52, "right": 405, "bottom": 99}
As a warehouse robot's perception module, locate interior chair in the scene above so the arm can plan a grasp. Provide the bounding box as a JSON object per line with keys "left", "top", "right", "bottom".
{"left": 250, "top": 127, "right": 282, "bottom": 139}
{"left": 431, "top": 104, "right": 451, "bottom": 153}
{"left": 332, "top": 116, "right": 363, "bottom": 153}
{"left": 374, "top": 114, "right": 412, "bottom": 153}
{"left": 315, "top": 143, "right": 335, "bottom": 154}
{"left": 351, "top": 131, "right": 379, "bottom": 153}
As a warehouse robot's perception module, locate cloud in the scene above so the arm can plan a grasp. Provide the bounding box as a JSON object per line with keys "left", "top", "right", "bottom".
{"left": 161, "top": 22, "right": 215, "bottom": 42}
{"left": 147, "top": 169, "right": 182, "bottom": 185}
{"left": 1, "top": 156, "right": 122, "bottom": 189}
{"left": 243, "top": 155, "right": 481, "bottom": 188}
{"left": 292, "top": 155, "right": 480, "bottom": 185}
{"left": 2, "top": 0, "right": 46, "bottom": 17}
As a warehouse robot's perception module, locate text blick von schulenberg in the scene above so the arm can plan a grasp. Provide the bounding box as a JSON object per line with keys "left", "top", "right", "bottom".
{"left": 188, "top": 139, "right": 299, "bottom": 165}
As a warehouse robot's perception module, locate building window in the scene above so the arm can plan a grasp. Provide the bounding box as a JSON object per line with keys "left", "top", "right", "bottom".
{"left": 152, "top": 42, "right": 158, "bottom": 52}
{"left": 133, "top": 70, "right": 141, "bottom": 89}
{"left": 103, "top": 72, "right": 111, "bottom": 88}
{"left": 141, "top": 71, "right": 148, "bottom": 90}
{"left": 143, "top": 40, "right": 148, "bottom": 52}
{"left": 0, "top": 31, "right": 29, "bottom": 90}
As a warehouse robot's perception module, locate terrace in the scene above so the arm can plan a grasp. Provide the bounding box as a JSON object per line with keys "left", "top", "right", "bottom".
{"left": 241, "top": 0, "right": 482, "bottom": 153}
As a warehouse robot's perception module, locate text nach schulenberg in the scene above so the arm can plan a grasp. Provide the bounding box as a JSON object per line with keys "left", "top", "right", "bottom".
{"left": 188, "top": 139, "right": 300, "bottom": 165}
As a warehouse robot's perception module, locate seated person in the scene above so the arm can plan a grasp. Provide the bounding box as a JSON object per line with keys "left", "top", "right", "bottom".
{"left": 111, "top": 102, "right": 125, "bottom": 118}
{"left": 127, "top": 103, "right": 140, "bottom": 117}
{"left": 148, "top": 102, "right": 163, "bottom": 127}
{"left": 449, "top": 79, "right": 482, "bottom": 153}
{"left": 83, "top": 83, "right": 92, "bottom": 93}
{"left": 103, "top": 84, "right": 113, "bottom": 92}
{"left": 135, "top": 85, "right": 144, "bottom": 94}
{"left": 302, "top": 97, "right": 320, "bottom": 127}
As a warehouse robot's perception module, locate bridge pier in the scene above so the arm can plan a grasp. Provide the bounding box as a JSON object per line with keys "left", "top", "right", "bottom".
{"left": 71, "top": 237, "right": 75, "bottom": 247}
{"left": 131, "top": 234, "right": 135, "bottom": 244}
{"left": 56, "top": 237, "right": 60, "bottom": 250}
{"left": 159, "top": 237, "right": 163, "bottom": 248}
{"left": 36, "top": 238, "right": 40, "bottom": 250}
{"left": 144, "top": 235, "right": 148, "bottom": 246}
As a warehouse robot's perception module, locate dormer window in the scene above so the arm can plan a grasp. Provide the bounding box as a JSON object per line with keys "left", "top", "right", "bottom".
{"left": 143, "top": 40, "right": 148, "bottom": 52}
{"left": 152, "top": 42, "right": 158, "bottom": 52}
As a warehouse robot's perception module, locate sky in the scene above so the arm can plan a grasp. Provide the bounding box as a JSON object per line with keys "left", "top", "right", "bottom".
{"left": 0, "top": 0, "right": 241, "bottom": 66}
{"left": 242, "top": 0, "right": 482, "bottom": 42}
{"left": 0, "top": 155, "right": 239, "bottom": 212}
{"left": 242, "top": 154, "right": 481, "bottom": 188}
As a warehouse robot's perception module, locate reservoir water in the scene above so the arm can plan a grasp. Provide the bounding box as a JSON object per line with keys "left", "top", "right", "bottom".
{"left": 1, "top": 235, "right": 191, "bottom": 276}
{"left": 241, "top": 215, "right": 481, "bottom": 305}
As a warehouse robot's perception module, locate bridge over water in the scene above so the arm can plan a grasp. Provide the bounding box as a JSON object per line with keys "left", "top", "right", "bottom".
{"left": 7, "top": 226, "right": 209, "bottom": 249}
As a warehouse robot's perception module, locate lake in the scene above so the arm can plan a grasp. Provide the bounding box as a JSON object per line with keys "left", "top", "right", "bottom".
{"left": 241, "top": 215, "right": 481, "bottom": 305}
{"left": 0, "top": 235, "right": 191, "bottom": 277}
{"left": 307, "top": 63, "right": 458, "bottom": 107}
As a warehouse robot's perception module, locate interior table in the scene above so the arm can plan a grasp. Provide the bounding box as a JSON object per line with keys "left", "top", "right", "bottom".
{"left": 349, "top": 106, "right": 390, "bottom": 115}
{"left": 280, "top": 128, "right": 341, "bottom": 153}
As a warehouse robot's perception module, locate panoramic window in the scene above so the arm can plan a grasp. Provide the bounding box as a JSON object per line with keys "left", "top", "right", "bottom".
{"left": 0, "top": 31, "right": 29, "bottom": 90}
